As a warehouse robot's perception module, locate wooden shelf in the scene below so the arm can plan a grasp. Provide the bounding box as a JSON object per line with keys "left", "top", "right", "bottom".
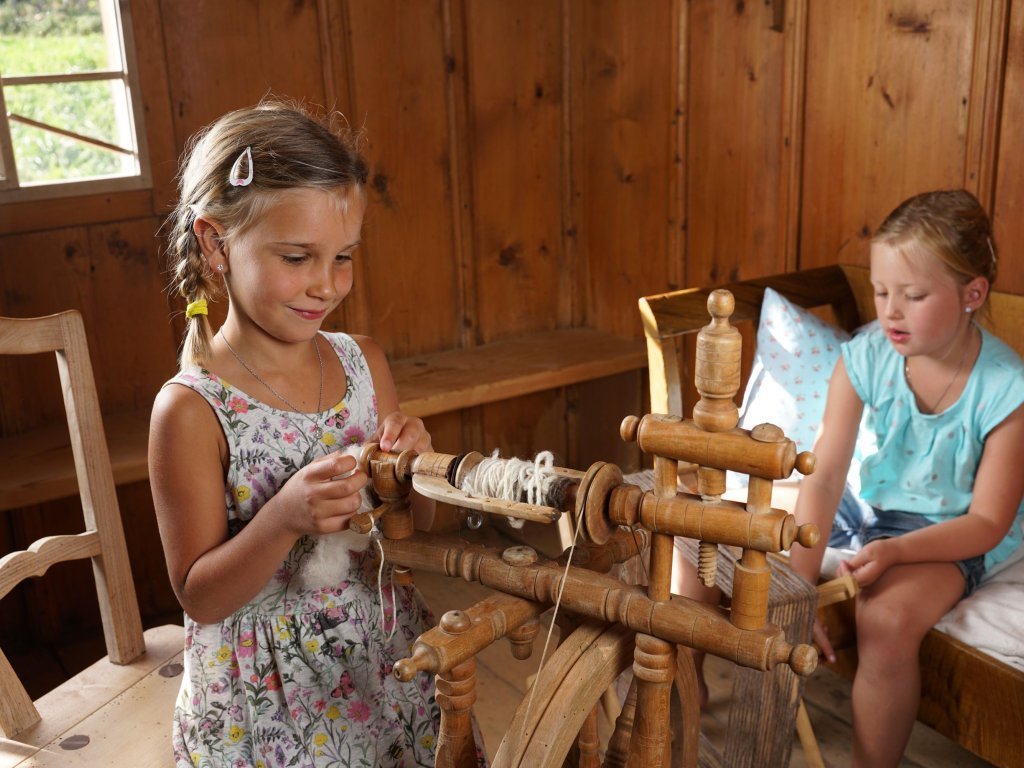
{"left": 392, "top": 328, "right": 647, "bottom": 418}
{"left": 0, "top": 409, "right": 151, "bottom": 513}
{"left": 0, "top": 328, "right": 646, "bottom": 511}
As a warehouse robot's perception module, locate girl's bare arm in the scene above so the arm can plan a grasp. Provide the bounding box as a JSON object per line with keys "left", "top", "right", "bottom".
{"left": 789, "top": 356, "right": 864, "bottom": 584}
{"left": 149, "top": 385, "right": 366, "bottom": 623}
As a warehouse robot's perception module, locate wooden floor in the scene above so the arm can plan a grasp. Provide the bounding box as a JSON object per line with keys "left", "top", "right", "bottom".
{"left": 414, "top": 567, "right": 995, "bottom": 768}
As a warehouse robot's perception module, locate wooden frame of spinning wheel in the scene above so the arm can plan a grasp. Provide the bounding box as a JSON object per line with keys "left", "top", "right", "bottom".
{"left": 353, "top": 290, "right": 819, "bottom": 768}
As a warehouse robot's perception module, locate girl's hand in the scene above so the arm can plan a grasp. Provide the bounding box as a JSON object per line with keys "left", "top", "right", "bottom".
{"left": 812, "top": 617, "right": 837, "bottom": 663}
{"left": 375, "top": 411, "right": 432, "bottom": 453}
{"left": 272, "top": 451, "right": 368, "bottom": 536}
{"left": 840, "top": 538, "right": 897, "bottom": 588}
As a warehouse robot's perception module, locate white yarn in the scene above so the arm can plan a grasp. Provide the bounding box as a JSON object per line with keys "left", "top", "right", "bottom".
{"left": 521, "top": 486, "right": 584, "bottom": 734}
{"left": 460, "top": 450, "right": 559, "bottom": 528}
{"left": 297, "top": 444, "right": 399, "bottom": 640}
{"left": 374, "top": 529, "right": 398, "bottom": 642}
{"left": 295, "top": 445, "right": 373, "bottom": 590}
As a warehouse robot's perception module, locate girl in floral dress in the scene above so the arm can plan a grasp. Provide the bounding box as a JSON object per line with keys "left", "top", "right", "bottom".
{"left": 150, "top": 100, "right": 466, "bottom": 767}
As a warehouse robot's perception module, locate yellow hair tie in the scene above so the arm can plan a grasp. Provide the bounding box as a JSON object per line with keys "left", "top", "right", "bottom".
{"left": 185, "top": 298, "right": 208, "bottom": 319}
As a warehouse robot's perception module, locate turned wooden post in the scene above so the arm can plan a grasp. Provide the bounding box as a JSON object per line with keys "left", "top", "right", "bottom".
{"left": 433, "top": 610, "right": 479, "bottom": 768}
{"left": 692, "top": 289, "right": 742, "bottom": 588}
{"left": 576, "top": 704, "right": 601, "bottom": 768}
{"left": 625, "top": 448, "right": 678, "bottom": 767}
{"left": 605, "top": 676, "right": 638, "bottom": 768}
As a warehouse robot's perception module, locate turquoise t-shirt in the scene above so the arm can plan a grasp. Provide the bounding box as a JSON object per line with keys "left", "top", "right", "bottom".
{"left": 842, "top": 325, "right": 1024, "bottom": 572}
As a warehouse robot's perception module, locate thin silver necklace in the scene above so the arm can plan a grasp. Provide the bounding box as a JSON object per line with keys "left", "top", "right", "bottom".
{"left": 219, "top": 331, "right": 325, "bottom": 440}
{"left": 904, "top": 326, "right": 974, "bottom": 414}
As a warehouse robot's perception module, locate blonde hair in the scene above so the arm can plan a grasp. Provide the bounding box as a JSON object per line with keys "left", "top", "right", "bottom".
{"left": 164, "top": 98, "right": 368, "bottom": 368}
{"left": 872, "top": 189, "right": 997, "bottom": 305}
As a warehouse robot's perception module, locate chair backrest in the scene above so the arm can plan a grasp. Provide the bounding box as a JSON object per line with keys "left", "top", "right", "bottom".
{"left": 638, "top": 265, "right": 867, "bottom": 416}
{"left": 639, "top": 263, "right": 1024, "bottom": 416}
{"left": 0, "top": 310, "right": 144, "bottom": 738}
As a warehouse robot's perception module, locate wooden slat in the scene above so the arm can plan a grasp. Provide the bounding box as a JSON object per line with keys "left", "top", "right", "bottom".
{"left": 573, "top": 0, "right": 677, "bottom": 337}
{"left": 339, "top": 0, "right": 464, "bottom": 354}
{"left": 685, "top": 1, "right": 790, "bottom": 284}
{"left": 641, "top": 265, "right": 860, "bottom": 341}
{"left": 465, "top": 0, "right": 567, "bottom": 342}
{"left": 0, "top": 316, "right": 63, "bottom": 355}
{"left": 392, "top": 328, "right": 646, "bottom": 418}
{"left": 800, "top": 2, "right": 986, "bottom": 268}
{"left": 992, "top": 0, "right": 1024, "bottom": 295}
{"left": 0, "top": 533, "right": 101, "bottom": 600}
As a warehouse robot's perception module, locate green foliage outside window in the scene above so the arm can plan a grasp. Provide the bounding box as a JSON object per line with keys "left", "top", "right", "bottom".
{"left": 0, "top": 0, "right": 125, "bottom": 184}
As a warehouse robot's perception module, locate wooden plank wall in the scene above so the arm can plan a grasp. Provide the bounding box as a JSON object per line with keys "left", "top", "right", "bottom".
{"left": 2, "top": 0, "right": 1024, "bottom": 682}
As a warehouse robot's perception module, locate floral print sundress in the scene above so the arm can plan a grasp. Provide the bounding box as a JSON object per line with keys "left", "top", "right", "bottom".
{"left": 166, "top": 332, "right": 442, "bottom": 768}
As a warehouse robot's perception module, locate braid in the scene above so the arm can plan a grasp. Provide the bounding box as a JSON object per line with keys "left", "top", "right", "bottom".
{"left": 165, "top": 208, "right": 219, "bottom": 368}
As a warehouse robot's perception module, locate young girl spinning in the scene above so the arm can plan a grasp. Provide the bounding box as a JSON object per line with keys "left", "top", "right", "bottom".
{"left": 150, "top": 101, "right": 462, "bottom": 767}
{"left": 789, "top": 189, "right": 1024, "bottom": 767}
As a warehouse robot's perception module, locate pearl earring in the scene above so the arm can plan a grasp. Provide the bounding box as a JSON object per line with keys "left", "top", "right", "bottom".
{"left": 965, "top": 306, "right": 973, "bottom": 314}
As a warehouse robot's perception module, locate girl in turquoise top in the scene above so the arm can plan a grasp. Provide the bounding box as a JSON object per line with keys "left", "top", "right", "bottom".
{"left": 790, "top": 189, "right": 1024, "bottom": 768}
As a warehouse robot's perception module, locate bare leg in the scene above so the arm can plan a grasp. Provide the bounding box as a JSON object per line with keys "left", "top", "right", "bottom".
{"left": 672, "top": 539, "right": 722, "bottom": 708}
{"left": 851, "top": 561, "right": 964, "bottom": 768}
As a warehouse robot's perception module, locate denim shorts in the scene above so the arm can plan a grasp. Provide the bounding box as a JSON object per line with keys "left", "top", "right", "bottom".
{"left": 829, "top": 485, "right": 986, "bottom": 597}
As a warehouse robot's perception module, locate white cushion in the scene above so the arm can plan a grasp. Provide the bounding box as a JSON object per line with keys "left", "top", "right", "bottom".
{"left": 729, "top": 287, "right": 875, "bottom": 490}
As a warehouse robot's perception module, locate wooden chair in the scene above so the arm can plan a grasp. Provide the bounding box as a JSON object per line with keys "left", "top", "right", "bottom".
{"left": 639, "top": 264, "right": 1024, "bottom": 768}
{"left": 0, "top": 310, "right": 183, "bottom": 767}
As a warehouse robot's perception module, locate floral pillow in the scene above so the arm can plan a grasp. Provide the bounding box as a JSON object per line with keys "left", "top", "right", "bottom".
{"left": 730, "top": 287, "right": 874, "bottom": 488}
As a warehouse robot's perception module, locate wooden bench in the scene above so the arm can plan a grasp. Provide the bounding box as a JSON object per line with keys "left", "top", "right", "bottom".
{"left": 639, "top": 264, "right": 1024, "bottom": 768}
{"left": 0, "top": 327, "right": 646, "bottom": 512}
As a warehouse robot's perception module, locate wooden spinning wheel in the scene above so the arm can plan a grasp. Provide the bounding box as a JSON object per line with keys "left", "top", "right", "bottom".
{"left": 355, "top": 290, "right": 820, "bottom": 768}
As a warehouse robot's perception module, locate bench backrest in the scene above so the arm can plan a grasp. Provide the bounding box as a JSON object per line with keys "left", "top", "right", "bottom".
{"left": 640, "top": 264, "right": 1024, "bottom": 416}
{"left": 0, "top": 311, "right": 145, "bottom": 738}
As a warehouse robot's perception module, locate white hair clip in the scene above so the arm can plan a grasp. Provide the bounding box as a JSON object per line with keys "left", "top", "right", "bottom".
{"left": 229, "top": 146, "right": 253, "bottom": 187}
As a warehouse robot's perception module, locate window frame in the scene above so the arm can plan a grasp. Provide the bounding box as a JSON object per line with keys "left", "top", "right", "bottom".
{"left": 0, "top": 0, "right": 151, "bottom": 204}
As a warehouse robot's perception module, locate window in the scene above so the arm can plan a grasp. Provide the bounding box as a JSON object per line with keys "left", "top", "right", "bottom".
{"left": 0, "top": 0, "right": 148, "bottom": 202}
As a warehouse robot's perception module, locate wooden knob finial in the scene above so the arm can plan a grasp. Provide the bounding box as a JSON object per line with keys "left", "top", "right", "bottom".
{"left": 693, "top": 289, "right": 741, "bottom": 433}
{"left": 789, "top": 643, "right": 819, "bottom": 677}
{"left": 707, "top": 288, "right": 735, "bottom": 319}
{"left": 620, "top": 414, "right": 641, "bottom": 442}
{"left": 796, "top": 524, "right": 820, "bottom": 549}
{"left": 795, "top": 451, "right": 816, "bottom": 476}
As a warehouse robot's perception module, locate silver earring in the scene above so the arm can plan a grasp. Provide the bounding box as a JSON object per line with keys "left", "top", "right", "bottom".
{"left": 217, "top": 264, "right": 225, "bottom": 272}
{"left": 965, "top": 306, "right": 973, "bottom": 314}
